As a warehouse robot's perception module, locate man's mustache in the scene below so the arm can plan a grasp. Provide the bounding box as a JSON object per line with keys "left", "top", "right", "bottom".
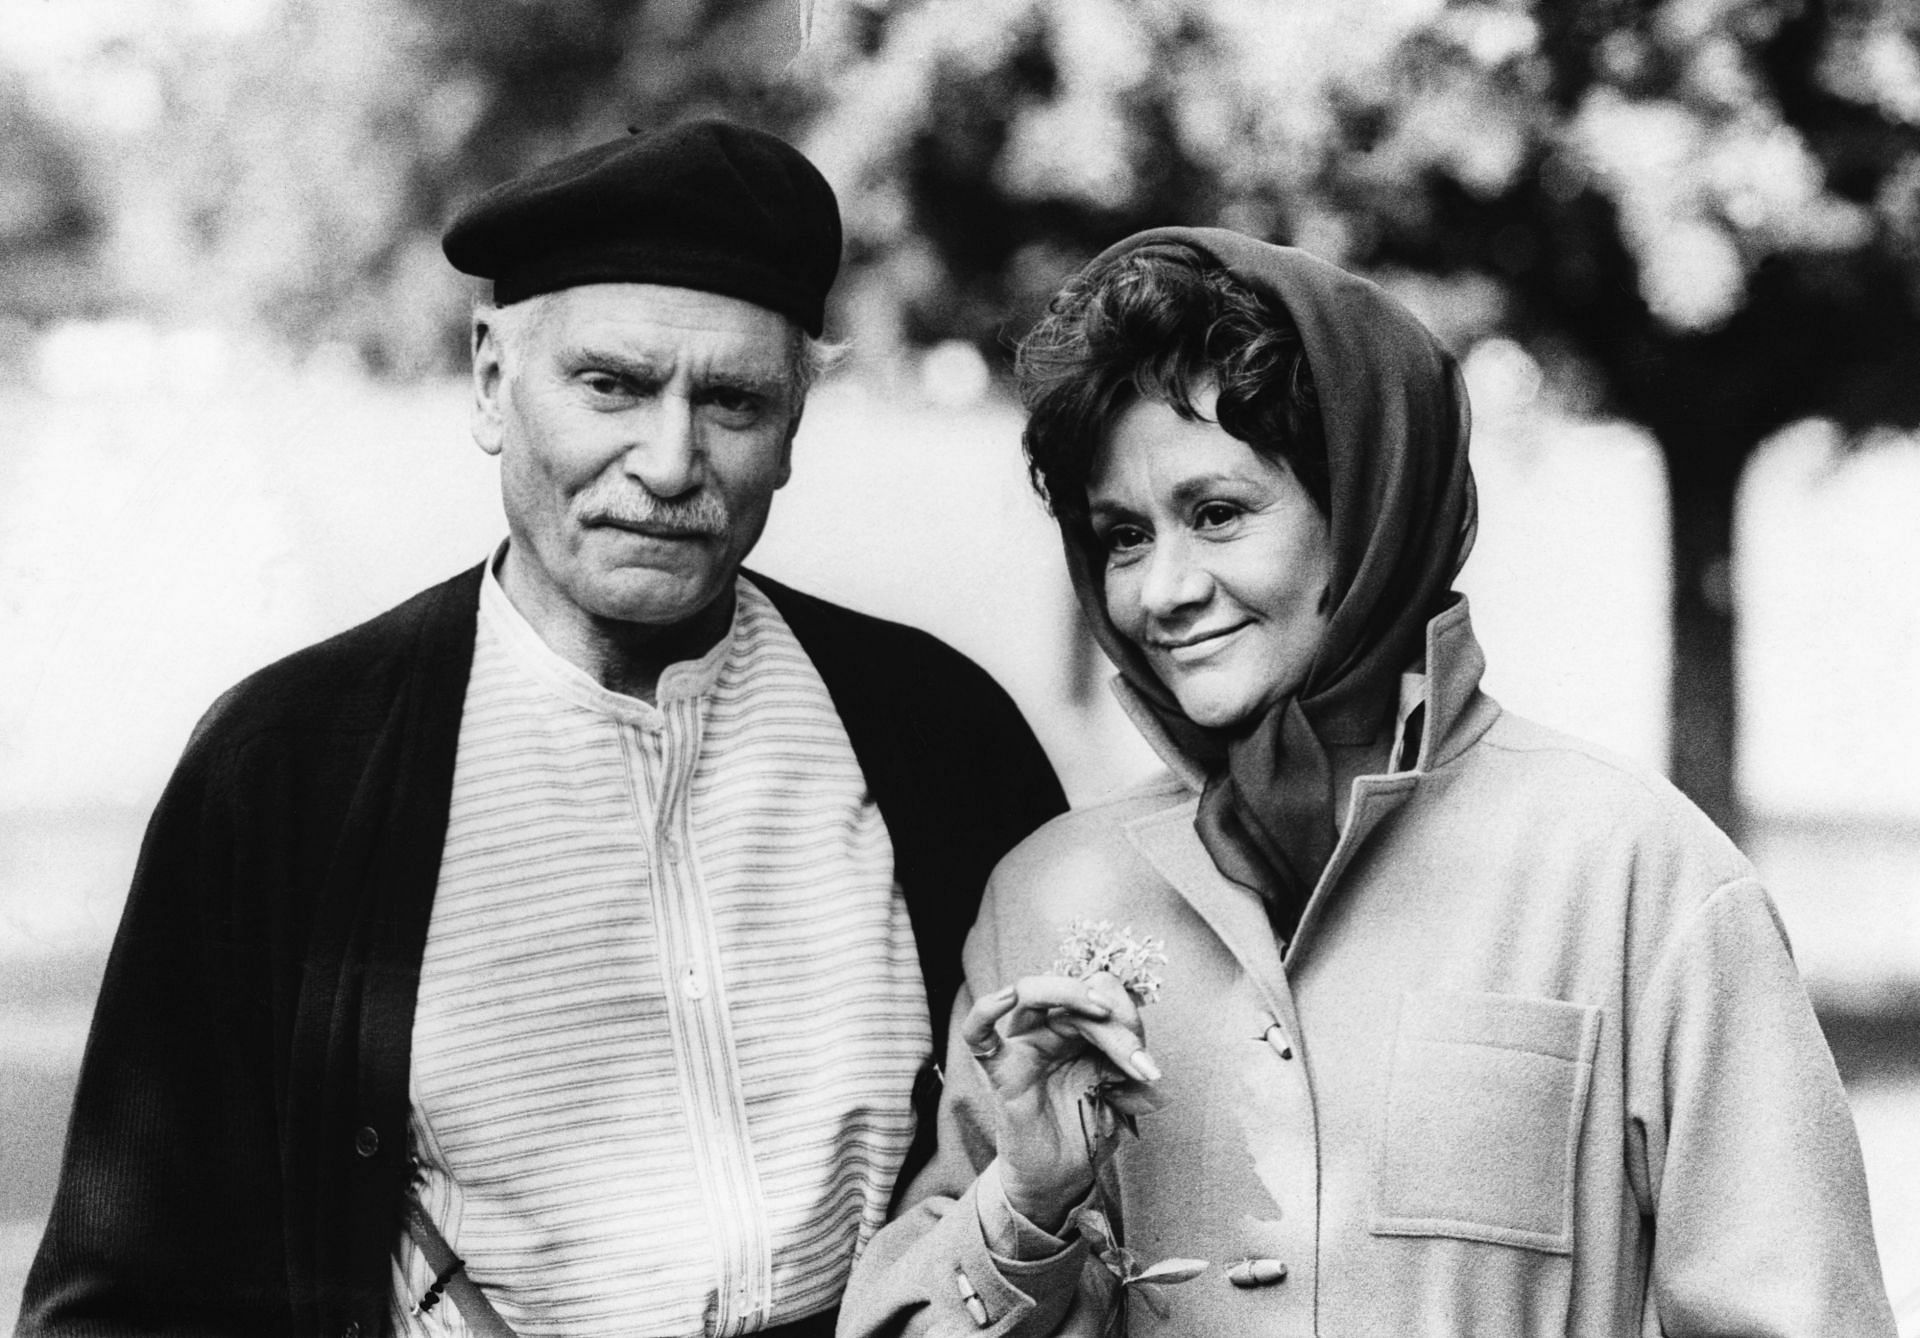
{"left": 577, "top": 487, "right": 729, "bottom": 537}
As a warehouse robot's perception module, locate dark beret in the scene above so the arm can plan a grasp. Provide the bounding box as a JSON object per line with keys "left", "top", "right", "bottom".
{"left": 442, "top": 119, "right": 841, "bottom": 336}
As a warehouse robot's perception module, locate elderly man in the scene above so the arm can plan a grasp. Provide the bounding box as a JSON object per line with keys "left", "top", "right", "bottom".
{"left": 20, "top": 121, "right": 1066, "bottom": 1338}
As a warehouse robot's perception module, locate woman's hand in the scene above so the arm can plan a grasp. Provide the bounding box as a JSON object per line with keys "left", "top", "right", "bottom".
{"left": 961, "top": 972, "right": 1162, "bottom": 1232}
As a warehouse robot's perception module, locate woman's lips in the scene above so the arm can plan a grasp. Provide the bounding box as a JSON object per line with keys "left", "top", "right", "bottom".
{"left": 1154, "top": 622, "right": 1249, "bottom": 663}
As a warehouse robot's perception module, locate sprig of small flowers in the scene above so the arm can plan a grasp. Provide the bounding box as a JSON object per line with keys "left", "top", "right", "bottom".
{"left": 1049, "top": 921, "right": 1191, "bottom": 1330}
{"left": 1051, "top": 919, "right": 1167, "bottom": 1006}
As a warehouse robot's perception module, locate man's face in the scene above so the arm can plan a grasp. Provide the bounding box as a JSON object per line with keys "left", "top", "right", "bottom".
{"left": 473, "top": 283, "right": 801, "bottom": 632}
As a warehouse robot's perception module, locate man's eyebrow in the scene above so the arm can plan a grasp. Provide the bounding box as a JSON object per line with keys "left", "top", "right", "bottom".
{"left": 696, "top": 367, "right": 789, "bottom": 397}
{"left": 559, "top": 345, "right": 665, "bottom": 381}
{"left": 558, "top": 344, "right": 788, "bottom": 396}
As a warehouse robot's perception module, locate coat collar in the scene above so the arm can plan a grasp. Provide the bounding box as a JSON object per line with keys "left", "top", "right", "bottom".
{"left": 1118, "top": 596, "right": 1501, "bottom": 993}
{"left": 1412, "top": 594, "right": 1498, "bottom": 772}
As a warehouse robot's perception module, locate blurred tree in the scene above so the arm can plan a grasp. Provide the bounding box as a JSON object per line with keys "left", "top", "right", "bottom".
{"left": 0, "top": 70, "right": 106, "bottom": 361}
{"left": 807, "top": 0, "right": 1920, "bottom": 833}
{"left": 53, "top": 0, "right": 814, "bottom": 375}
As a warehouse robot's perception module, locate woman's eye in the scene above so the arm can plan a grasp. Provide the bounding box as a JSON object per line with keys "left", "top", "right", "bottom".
{"left": 1194, "top": 501, "right": 1242, "bottom": 530}
{"left": 1101, "top": 525, "right": 1150, "bottom": 555}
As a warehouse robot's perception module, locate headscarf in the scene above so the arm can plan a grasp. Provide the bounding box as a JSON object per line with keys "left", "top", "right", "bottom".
{"left": 1057, "top": 227, "right": 1477, "bottom": 928}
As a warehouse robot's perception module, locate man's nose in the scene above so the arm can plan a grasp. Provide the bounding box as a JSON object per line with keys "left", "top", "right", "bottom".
{"left": 623, "top": 395, "right": 702, "bottom": 499}
{"left": 1137, "top": 534, "right": 1211, "bottom": 618}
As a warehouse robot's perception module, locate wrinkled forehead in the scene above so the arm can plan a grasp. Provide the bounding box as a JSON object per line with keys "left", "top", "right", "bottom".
{"left": 514, "top": 282, "right": 799, "bottom": 385}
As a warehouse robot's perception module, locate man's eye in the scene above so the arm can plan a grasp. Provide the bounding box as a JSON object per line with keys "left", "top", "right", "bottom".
{"left": 581, "top": 372, "right": 631, "bottom": 397}
{"left": 705, "top": 389, "right": 762, "bottom": 419}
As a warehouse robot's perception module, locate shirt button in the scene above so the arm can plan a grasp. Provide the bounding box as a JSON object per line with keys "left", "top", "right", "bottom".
{"left": 1227, "top": 1258, "right": 1288, "bottom": 1288}
{"left": 680, "top": 969, "right": 708, "bottom": 1000}
{"left": 353, "top": 1126, "right": 380, "bottom": 1158}
{"left": 660, "top": 835, "right": 683, "bottom": 864}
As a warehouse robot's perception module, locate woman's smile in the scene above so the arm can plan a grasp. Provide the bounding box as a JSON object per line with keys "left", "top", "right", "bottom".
{"left": 1154, "top": 621, "right": 1249, "bottom": 659}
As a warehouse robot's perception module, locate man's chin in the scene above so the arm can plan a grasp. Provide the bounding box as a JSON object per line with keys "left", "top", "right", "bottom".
{"left": 579, "top": 565, "right": 730, "bottom": 630}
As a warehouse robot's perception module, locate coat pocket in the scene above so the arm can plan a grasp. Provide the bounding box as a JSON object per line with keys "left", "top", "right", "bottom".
{"left": 1368, "top": 989, "right": 1601, "bottom": 1254}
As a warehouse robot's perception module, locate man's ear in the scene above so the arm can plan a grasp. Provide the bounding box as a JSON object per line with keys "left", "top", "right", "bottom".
{"left": 775, "top": 398, "right": 803, "bottom": 489}
{"left": 471, "top": 316, "right": 506, "bottom": 457}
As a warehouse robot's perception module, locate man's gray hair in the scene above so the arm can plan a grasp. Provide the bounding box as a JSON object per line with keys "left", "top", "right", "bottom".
{"left": 476, "top": 295, "right": 845, "bottom": 401}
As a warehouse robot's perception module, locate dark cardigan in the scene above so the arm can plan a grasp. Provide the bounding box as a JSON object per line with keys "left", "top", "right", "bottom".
{"left": 20, "top": 565, "right": 1067, "bottom": 1338}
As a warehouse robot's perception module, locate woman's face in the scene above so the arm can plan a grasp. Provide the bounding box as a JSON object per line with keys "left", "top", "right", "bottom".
{"left": 1088, "top": 388, "right": 1333, "bottom": 731}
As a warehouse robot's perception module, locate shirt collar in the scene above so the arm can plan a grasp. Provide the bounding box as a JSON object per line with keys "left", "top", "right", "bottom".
{"left": 479, "top": 541, "right": 737, "bottom": 725}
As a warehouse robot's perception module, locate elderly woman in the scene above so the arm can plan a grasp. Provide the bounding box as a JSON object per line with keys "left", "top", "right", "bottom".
{"left": 838, "top": 229, "right": 1894, "bottom": 1337}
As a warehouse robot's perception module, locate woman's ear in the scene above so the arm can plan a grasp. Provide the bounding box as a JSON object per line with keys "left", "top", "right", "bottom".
{"left": 471, "top": 316, "right": 506, "bottom": 457}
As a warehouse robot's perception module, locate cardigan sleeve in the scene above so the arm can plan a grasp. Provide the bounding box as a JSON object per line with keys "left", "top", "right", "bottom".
{"left": 838, "top": 886, "right": 1116, "bottom": 1338}
{"left": 17, "top": 735, "right": 295, "bottom": 1337}
{"left": 1627, "top": 876, "right": 1896, "bottom": 1338}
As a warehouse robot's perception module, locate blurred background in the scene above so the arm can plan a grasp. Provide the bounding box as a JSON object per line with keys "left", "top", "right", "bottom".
{"left": 2, "top": 0, "right": 1917, "bottom": 1327}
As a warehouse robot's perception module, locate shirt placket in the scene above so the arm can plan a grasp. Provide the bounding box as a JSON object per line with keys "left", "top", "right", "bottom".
{"left": 632, "top": 698, "right": 773, "bottom": 1337}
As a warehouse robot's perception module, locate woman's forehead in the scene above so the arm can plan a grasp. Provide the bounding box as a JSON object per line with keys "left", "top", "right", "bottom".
{"left": 1090, "top": 397, "right": 1285, "bottom": 499}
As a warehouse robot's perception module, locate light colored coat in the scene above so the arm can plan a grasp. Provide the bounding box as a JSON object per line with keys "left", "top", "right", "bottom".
{"left": 838, "top": 599, "right": 1895, "bottom": 1338}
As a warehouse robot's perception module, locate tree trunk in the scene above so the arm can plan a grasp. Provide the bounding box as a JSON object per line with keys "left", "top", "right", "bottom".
{"left": 1664, "top": 446, "right": 1745, "bottom": 841}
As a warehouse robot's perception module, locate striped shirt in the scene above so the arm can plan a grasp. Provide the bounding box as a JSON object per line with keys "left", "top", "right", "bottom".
{"left": 389, "top": 562, "right": 932, "bottom": 1337}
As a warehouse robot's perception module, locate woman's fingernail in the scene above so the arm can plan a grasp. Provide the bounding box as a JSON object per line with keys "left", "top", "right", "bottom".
{"left": 1131, "top": 1050, "right": 1161, "bottom": 1082}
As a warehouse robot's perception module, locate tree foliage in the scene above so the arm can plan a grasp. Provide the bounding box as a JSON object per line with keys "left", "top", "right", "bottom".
{"left": 808, "top": 0, "right": 1920, "bottom": 384}
{"left": 3, "top": 0, "right": 813, "bottom": 375}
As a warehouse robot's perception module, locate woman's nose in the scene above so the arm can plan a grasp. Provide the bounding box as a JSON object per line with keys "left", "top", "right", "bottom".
{"left": 1137, "top": 535, "right": 1211, "bottom": 617}
{"left": 623, "top": 397, "right": 702, "bottom": 499}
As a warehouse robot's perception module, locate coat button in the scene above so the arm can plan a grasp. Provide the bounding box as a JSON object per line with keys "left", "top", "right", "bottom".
{"left": 354, "top": 1126, "right": 380, "bottom": 1158}
{"left": 953, "top": 1270, "right": 990, "bottom": 1327}
{"left": 1227, "top": 1258, "right": 1288, "bottom": 1288}
{"left": 342, "top": 1324, "right": 361, "bottom": 1338}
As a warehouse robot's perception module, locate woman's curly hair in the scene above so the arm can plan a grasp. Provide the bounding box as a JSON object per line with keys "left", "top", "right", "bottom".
{"left": 1015, "top": 241, "right": 1327, "bottom": 538}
